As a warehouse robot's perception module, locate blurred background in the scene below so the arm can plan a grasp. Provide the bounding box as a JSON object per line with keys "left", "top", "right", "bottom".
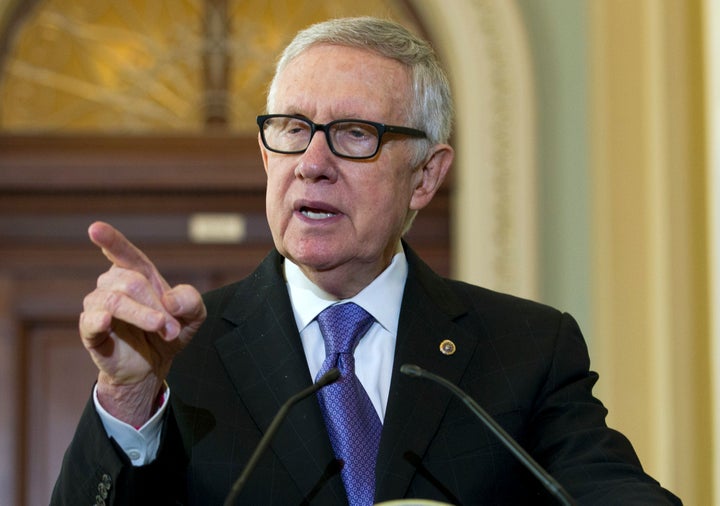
{"left": 0, "top": 0, "right": 715, "bottom": 504}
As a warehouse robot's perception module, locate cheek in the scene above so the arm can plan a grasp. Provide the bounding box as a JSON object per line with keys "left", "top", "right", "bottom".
{"left": 357, "top": 175, "right": 413, "bottom": 228}
{"left": 265, "top": 171, "right": 289, "bottom": 225}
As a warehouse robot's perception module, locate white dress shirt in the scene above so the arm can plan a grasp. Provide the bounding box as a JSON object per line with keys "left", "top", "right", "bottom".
{"left": 95, "top": 243, "right": 408, "bottom": 465}
{"left": 285, "top": 243, "right": 406, "bottom": 419}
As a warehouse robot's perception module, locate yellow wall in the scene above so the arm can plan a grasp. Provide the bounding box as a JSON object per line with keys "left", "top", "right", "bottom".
{"left": 422, "top": 0, "right": 712, "bottom": 502}
{"left": 590, "top": 0, "right": 711, "bottom": 503}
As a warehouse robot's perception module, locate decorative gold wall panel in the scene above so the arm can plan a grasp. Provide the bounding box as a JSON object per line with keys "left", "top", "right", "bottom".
{"left": 0, "top": 0, "right": 420, "bottom": 133}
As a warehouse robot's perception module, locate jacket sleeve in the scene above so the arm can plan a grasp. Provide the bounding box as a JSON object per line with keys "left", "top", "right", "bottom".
{"left": 50, "top": 392, "right": 188, "bottom": 506}
{"left": 527, "top": 312, "right": 682, "bottom": 505}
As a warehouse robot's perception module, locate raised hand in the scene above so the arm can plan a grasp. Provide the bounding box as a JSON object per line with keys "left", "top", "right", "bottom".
{"left": 79, "top": 221, "right": 206, "bottom": 426}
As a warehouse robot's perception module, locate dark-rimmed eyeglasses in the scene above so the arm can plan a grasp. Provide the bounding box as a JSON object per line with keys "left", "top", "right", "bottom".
{"left": 256, "top": 114, "right": 427, "bottom": 160}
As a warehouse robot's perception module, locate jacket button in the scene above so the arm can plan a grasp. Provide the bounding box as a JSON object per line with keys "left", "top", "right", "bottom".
{"left": 98, "top": 482, "right": 108, "bottom": 499}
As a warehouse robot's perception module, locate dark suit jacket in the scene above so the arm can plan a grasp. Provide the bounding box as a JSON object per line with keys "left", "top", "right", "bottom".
{"left": 51, "top": 245, "right": 681, "bottom": 505}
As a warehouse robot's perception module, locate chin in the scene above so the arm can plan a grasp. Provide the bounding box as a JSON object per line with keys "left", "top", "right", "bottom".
{"left": 282, "top": 241, "right": 343, "bottom": 269}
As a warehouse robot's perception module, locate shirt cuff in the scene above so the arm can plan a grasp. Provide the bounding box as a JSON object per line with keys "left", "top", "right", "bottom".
{"left": 93, "top": 382, "right": 169, "bottom": 466}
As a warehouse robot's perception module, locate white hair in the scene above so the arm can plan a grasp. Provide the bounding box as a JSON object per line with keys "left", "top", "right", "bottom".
{"left": 267, "top": 16, "right": 454, "bottom": 147}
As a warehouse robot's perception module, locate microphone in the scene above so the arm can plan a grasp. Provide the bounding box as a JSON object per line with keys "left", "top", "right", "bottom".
{"left": 224, "top": 368, "right": 341, "bottom": 506}
{"left": 400, "top": 364, "right": 576, "bottom": 506}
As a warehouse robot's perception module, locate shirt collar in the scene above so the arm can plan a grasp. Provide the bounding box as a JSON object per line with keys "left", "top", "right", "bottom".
{"left": 284, "top": 242, "right": 407, "bottom": 334}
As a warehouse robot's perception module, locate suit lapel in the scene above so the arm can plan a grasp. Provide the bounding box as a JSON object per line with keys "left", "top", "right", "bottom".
{"left": 206, "top": 246, "right": 478, "bottom": 503}
{"left": 375, "top": 245, "right": 480, "bottom": 502}
{"left": 213, "top": 251, "right": 347, "bottom": 504}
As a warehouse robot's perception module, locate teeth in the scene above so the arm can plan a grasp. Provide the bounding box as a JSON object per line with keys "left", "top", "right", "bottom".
{"left": 301, "top": 209, "right": 336, "bottom": 220}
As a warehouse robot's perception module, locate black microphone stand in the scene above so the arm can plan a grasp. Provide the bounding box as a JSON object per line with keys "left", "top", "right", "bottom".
{"left": 224, "top": 368, "right": 340, "bottom": 506}
{"left": 401, "top": 364, "right": 576, "bottom": 506}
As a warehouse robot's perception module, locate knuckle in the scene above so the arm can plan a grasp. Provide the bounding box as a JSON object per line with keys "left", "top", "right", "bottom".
{"left": 82, "top": 291, "right": 95, "bottom": 310}
{"left": 121, "top": 274, "right": 148, "bottom": 300}
{"left": 98, "top": 268, "right": 150, "bottom": 299}
{"left": 101, "top": 290, "right": 123, "bottom": 311}
{"left": 83, "top": 288, "right": 118, "bottom": 312}
{"left": 96, "top": 270, "right": 112, "bottom": 288}
{"left": 78, "top": 310, "right": 109, "bottom": 340}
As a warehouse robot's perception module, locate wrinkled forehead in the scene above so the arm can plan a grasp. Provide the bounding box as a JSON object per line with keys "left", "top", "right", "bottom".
{"left": 267, "top": 44, "right": 413, "bottom": 119}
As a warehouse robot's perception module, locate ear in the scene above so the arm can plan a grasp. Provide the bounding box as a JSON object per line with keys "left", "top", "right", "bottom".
{"left": 259, "top": 133, "right": 270, "bottom": 175}
{"left": 409, "top": 143, "right": 454, "bottom": 211}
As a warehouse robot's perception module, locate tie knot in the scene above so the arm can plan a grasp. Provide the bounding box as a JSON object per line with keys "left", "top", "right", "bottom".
{"left": 317, "top": 302, "right": 374, "bottom": 355}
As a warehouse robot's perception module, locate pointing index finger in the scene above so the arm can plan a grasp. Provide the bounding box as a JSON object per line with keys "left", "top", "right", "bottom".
{"left": 88, "top": 221, "right": 171, "bottom": 294}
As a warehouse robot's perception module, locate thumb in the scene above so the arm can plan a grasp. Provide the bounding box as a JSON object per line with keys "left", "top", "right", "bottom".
{"left": 163, "top": 284, "right": 207, "bottom": 331}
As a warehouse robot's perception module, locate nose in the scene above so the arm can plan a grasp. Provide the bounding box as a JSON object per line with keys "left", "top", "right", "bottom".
{"left": 295, "top": 129, "right": 338, "bottom": 181}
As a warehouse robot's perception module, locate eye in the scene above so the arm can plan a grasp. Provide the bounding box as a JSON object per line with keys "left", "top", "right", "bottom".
{"left": 283, "top": 119, "right": 310, "bottom": 135}
{"left": 347, "top": 126, "right": 372, "bottom": 140}
{"left": 334, "top": 122, "right": 377, "bottom": 142}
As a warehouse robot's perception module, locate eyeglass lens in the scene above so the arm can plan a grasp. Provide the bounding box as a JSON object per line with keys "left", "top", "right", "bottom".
{"left": 262, "top": 116, "right": 380, "bottom": 158}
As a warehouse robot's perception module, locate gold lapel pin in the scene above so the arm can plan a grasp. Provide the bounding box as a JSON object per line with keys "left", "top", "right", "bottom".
{"left": 439, "top": 339, "right": 456, "bottom": 356}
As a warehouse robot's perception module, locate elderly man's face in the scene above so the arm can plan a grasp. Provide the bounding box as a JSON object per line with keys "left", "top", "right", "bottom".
{"left": 260, "top": 44, "right": 444, "bottom": 297}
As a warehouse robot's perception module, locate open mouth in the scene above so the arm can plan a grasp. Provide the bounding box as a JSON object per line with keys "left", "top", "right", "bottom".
{"left": 300, "top": 206, "right": 338, "bottom": 220}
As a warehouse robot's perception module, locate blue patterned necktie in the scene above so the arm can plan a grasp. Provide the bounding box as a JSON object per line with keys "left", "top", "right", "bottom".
{"left": 315, "top": 302, "right": 382, "bottom": 506}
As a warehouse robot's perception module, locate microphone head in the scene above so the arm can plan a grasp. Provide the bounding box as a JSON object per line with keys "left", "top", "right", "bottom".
{"left": 400, "top": 363, "right": 424, "bottom": 377}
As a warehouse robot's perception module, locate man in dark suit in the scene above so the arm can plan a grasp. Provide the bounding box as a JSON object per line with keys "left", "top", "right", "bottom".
{"left": 52, "top": 16, "right": 681, "bottom": 506}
